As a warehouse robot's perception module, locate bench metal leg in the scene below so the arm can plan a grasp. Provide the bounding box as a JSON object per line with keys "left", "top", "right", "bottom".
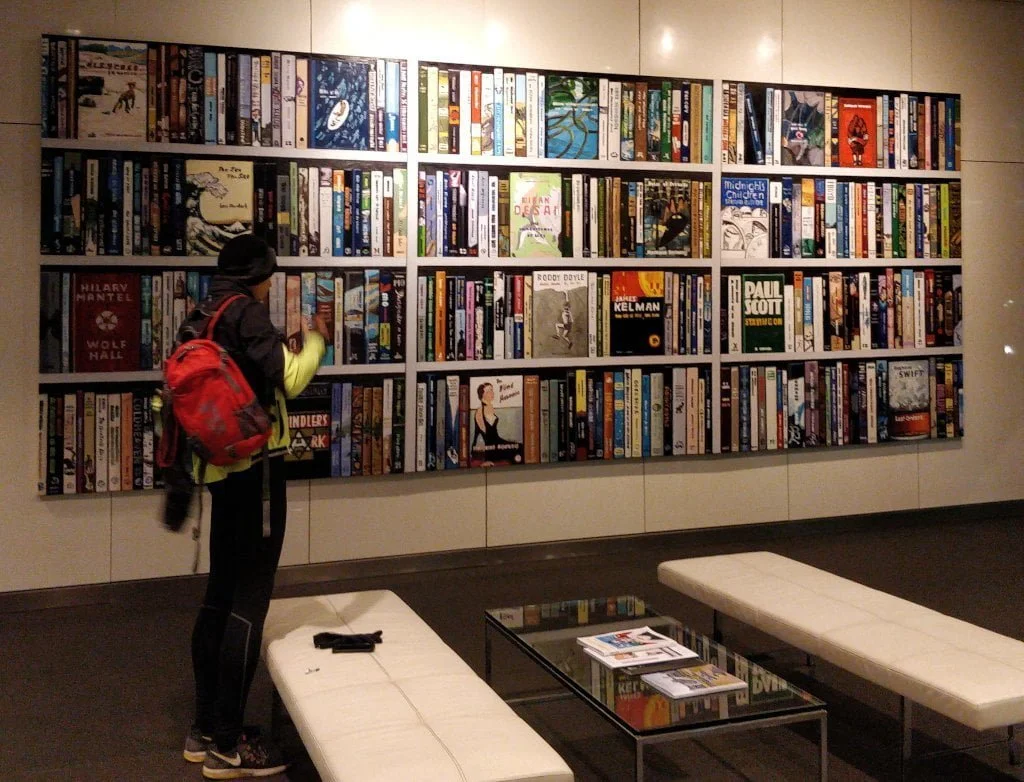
{"left": 819, "top": 713, "right": 829, "bottom": 782}
{"left": 900, "top": 697, "right": 912, "bottom": 780}
{"left": 1011, "top": 724, "right": 1023, "bottom": 766}
{"left": 484, "top": 623, "right": 493, "bottom": 685}
{"left": 712, "top": 609, "right": 722, "bottom": 643}
{"left": 635, "top": 737, "right": 644, "bottom": 782}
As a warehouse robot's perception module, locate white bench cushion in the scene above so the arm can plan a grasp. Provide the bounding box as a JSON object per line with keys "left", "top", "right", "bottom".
{"left": 263, "top": 590, "right": 574, "bottom": 782}
{"left": 659, "top": 551, "right": 1024, "bottom": 732}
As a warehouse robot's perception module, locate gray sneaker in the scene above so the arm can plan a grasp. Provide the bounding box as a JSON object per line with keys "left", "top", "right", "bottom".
{"left": 202, "top": 728, "right": 288, "bottom": 779}
{"left": 184, "top": 725, "right": 212, "bottom": 763}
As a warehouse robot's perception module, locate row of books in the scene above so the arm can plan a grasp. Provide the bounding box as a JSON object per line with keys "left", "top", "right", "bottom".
{"left": 418, "top": 169, "right": 713, "bottom": 259}
{"left": 414, "top": 367, "right": 714, "bottom": 472}
{"left": 40, "top": 269, "right": 406, "bottom": 374}
{"left": 42, "top": 36, "right": 408, "bottom": 151}
{"left": 725, "top": 270, "right": 963, "bottom": 355}
{"left": 720, "top": 357, "right": 964, "bottom": 453}
{"left": 721, "top": 176, "right": 962, "bottom": 261}
{"left": 416, "top": 270, "right": 713, "bottom": 363}
{"left": 41, "top": 152, "right": 408, "bottom": 258}
{"left": 723, "top": 83, "right": 961, "bottom": 171}
{"left": 418, "top": 66, "right": 714, "bottom": 164}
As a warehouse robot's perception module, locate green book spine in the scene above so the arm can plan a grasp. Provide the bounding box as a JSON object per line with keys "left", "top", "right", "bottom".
{"left": 418, "top": 65, "right": 428, "bottom": 153}
{"left": 660, "top": 81, "right": 672, "bottom": 162}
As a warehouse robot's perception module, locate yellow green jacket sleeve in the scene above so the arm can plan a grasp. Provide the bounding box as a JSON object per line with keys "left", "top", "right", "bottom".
{"left": 282, "top": 332, "right": 326, "bottom": 399}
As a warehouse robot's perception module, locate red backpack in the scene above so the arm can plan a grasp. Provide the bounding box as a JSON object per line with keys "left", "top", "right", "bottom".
{"left": 157, "top": 294, "right": 271, "bottom": 469}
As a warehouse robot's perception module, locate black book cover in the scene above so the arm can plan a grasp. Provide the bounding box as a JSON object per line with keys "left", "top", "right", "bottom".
{"left": 285, "top": 382, "right": 333, "bottom": 480}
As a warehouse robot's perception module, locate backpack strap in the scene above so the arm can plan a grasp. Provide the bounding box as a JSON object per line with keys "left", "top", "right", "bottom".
{"left": 203, "top": 293, "right": 247, "bottom": 340}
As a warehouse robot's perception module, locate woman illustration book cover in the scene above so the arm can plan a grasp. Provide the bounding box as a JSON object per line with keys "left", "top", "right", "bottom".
{"left": 469, "top": 376, "right": 523, "bottom": 467}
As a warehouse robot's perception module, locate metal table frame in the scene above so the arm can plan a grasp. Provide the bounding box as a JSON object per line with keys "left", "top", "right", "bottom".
{"left": 485, "top": 615, "right": 828, "bottom": 782}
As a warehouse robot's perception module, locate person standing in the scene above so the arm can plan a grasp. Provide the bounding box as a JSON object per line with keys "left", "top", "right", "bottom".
{"left": 172, "top": 234, "right": 327, "bottom": 779}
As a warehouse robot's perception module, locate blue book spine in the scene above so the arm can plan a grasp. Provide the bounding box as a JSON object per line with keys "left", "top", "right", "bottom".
{"left": 330, "top": 383, "right": 342, "bottom": 477}
{"left": 908, "top": 96, "right": 918, "bottom": 168}
{"left": 52, "top": 155, "right": 63, "bottom": 251}
{"left": 493, "top": 70, "right": 504, "bottom": 157}
{"left": 441, "top": 171, "right": 451, "bottom": 257}
{"left": 703, "top": 277, "right": 712, "bottom": 354}
{"left": 781, "top": 177, "right": 793, "bottom": 258}
{"left": 384, "top": 60, "right": 400, "bottom": 152}
{"left": 744, "top": 88, "right": 764, "bottom": 165}
{"left": 739, "top": 365, "right": 751, "bottom": 452}
{"left": 777, "top": 366, "right": 785, "bottom": 446}
{"left": 647, "top": 88, "right": 660, "bottom": 158}
{"left": 901, "top": 269, "right": 914, "bottom": 317}
{"left": 946, "top": 100, "right": 954, "bottom": 170}
{"left": 204, "top": 52, "right": 217, "bottom": 143}
{"left": 702, "top": 84, "right": 714, "bottom": 164}
{"left": 593, "top": 379, "right": 603, "bottom": 459}
{"left": 613, "top": 371, "right": 626, "bottom": 458}
{"left": 187, "top": 271, "right": 200, "bottom": 310}
{"left": 641, "top": 373, "right": 651, "bottom": 457}
{"left": 340, "top": 383, "right": 352, "bottom": 477}
{"left": 803, "top": 276, "right": 814, "bottom": 344}
{"left": 351, "top": 170, "right": 362, "bottom": 255}
{"left": 444, "top": 377, "right": 459, "bottom": 469}
{"left": 332, "top": 175, "right": 345, "bottom": 256}
{"left": 876, "top": 360, "right": 888, "bottom": 441}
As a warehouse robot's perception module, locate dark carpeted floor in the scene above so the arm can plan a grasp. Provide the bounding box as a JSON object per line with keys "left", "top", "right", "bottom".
{"left": 2, "top": 504, "right": 1022, "bottom": 781}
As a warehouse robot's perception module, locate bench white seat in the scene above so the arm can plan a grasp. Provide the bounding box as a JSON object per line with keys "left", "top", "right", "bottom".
{"left": 263, "top": 590, "right": 574, "bottom": 782}
{"left": 658, "top": 551, "right": 1024, "bottom": 732}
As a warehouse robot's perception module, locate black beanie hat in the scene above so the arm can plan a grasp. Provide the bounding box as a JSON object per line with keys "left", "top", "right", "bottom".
{"left": 217, "top": 234, "right": 277, "bottom": 284}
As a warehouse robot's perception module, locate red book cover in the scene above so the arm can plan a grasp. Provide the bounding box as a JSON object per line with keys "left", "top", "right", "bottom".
{"left": 838, "top": 96, "right": 876, "bottom": 168}
{"left": 72, "top": 272, "right": 141, "bottom": 372}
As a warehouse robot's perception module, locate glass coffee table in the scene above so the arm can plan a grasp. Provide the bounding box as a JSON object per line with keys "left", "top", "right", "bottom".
{"left": 485, "top": 595, "right": 827, "bottom": 781}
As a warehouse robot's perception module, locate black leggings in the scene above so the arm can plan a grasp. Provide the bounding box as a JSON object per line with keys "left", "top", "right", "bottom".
{"left": 191, "top": 456, "right": 286, "bottom": 752}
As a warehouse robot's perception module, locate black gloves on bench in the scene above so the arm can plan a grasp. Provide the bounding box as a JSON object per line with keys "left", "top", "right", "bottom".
{"left": 313, "top": 630, "right": 383, "bottom": 653}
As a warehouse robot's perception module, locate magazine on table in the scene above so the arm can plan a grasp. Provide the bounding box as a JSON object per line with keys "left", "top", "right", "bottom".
{"left": 641, "top": 663, "right": 748, "bottom": 699}
{"left": 576, "top": 625, "right": 682, "bottom": 657}
{"left": 581, "top": 642, "right": 697, "bottom": 669}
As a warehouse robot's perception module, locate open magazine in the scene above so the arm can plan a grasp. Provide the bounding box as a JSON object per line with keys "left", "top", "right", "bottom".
{"left": 641, "top": 663, "right": 748, "bottom": 699}
{"left": 581, "top": 642, "right": 697, "bottom": 669}
{"left": 576, "top": 625, "right": 679, "bottom": 656}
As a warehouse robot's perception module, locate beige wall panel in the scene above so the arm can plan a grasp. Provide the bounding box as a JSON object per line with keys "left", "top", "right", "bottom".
{"left": 918, "top": 161, "right": 1024, "bottom": 506}
{"left": 482, "top": 0, "right": 639, "bottom": 73}
{"left": 912, "top": 0, "right": 1024, "bottom": 163}
{"left": 112, "top": 0, "right": 311, "bottom": 53}
{"left": 311, "top": 0, "right": 485, "bottom": 62}
{"left": 309, "top": 473, "right": 486, "bottom": 562}
{"left": 782, "top": 0, "right": 912, "bottom": 88}
{"left": 640, "top": 0, "right": 783, "bottom": 82}
{"left": 1, "top": 0, "right": 116, "bottom": 124}
{"left": 787, "top": 447, "right": 920, "bottom": 521}
{"left": 644, "top": 455, "right": 789, "bottom": 531}
{"left": 111, "top": 492, "right": 212, "bottom": 580}
{"left": 486, "top": 463, "right": 645, "bottom": 547}
{"left": 281, "top": 483, "right": 311, "bottom": 567}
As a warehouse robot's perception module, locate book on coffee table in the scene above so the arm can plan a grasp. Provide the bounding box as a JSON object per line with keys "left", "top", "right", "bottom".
{"left": 580, "top": 642, "right": 697, "bottom": 669}
{"left": 641, "top": 663, "right": 748, "bottom": 699}
{"left": 576, "top": 625, "right": 680, "bottom": 657}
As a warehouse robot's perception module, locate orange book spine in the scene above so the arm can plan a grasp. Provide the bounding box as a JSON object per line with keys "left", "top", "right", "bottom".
{"left": 524, "top": 375, "right": 540, "bottom": 464}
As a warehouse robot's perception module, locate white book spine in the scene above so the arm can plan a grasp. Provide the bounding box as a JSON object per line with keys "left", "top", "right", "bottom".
{"left": 282, "top": 54, "right": 296, "bottom": 148}
{"left": 696, "top": 275, "right": 705, "bottom": 355}
{"left": 589, "top": 177, "right": 599, "bottom": 256}
{"left": 608, "top": 81, "right": 621, "bottom": 161}
{"left": 477, "top": 169, "right": 488, "bottom": 258}
{"left": 824, "top": 178, "right": 837, "bottom": 259}
{"left": 922, "top": 185, "right": 931, "bottom": 258}
{"left": 481, "top": 72, "right": 494, "bottom": 156}
{"left": 107, "top": 393, "right": 121, "bottom": 492}
{"left": 537, "top": 74, "right": 546, "bottom": 157}
{"left": 307, "top": 167, "right": 319, "bottom": 255}
{"left": 747, "top": 366, "right": 758, "bottom": 451}
{"left": 784, "top": 284, "right": 795, "bottom": 354}
{"left": 687, "top": 366, "right": 699, "bottom": 455}
{"left": 467, "top": 169, "right": 479, "bottom": 252}
{"left": 503, "top": 73, "right": 516, "bottom": 157}
{"left": 635, "top": 180, "right": 644, "bottom": 247}
{"left": 488, "top": 176, "right": 499, "bottom": 258}
{"left": 493, "top": 271, "right": 505, "bottom": 359}
{"left": 630, "top": 369, "right": 642, "bottom": 458}
{"left": 772, "top": 88, "right": 782, "bottom": 166}
{"left": 250, "top": 55, "right": 262, "bottom": 145}
{"left": 764, "top": 86, "right": 774, "bottom": 165}
{"left": 371, "top": 170, "right": 383, "bottom": 256}
{"left": 572, "top": 174, "right": 584, "bottom": 257}
{"left": 217, "top": 52, "right": 227, "bottom": 144}
{"left": 876, "top": 95, "right": 885, "bottom": 168}
{"left": 426, "top": 66, "right": 439, "bottom": 153}
{"left": 588, "top": 272, "right": 597, "bottom": 358}
{"left": 460, "top": 69, "right": 472, "bottom": 156}
{"left": 780, "top": 368, "right": 789, "bottom": 449}
{"left": 94, "top": 393, "right": 108, "bottom": 493}
{"left": 900, "top": 93, "right": 909, "bottom": 170}
{"left": 434, "top": 174, "right": 444, "bottom": 254}
{"left": 598, "top": 78, "right": 609, "bottom": 160}
{"left": 415, "top": 382, "right": 426, "bottom": 471}
{"left": 525, "top": 72, "right": 538, "bottom": 158}
{"left": 672, "top": 367, "right": 686, "bottom": 455}
{"left": 320, "top": 170, "right": 332, "bottom": 257}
